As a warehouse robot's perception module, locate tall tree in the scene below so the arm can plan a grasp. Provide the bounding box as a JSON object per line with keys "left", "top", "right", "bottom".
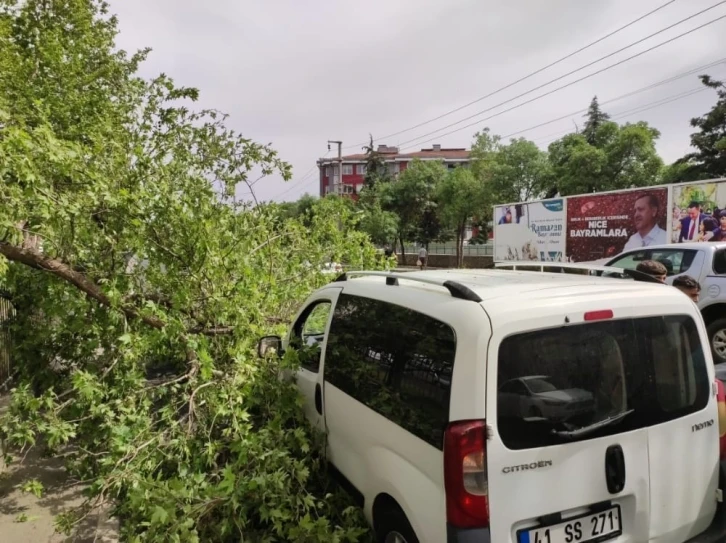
{"left": 675, "top": 75, "right": 726, "bottom": 181}
{"left": 547, "top": 120, "right": 663, "bottom": 196}
{"left": 276, "top": 193, "right": 318, "bottom": 226}
{"left": 488, "top": 138, "right": 551, "bottom": 203}
{"left": 436, "top": 167, "right": 486, "bottom": 268}
{"left": 356, "top": 184, "right": 399, "bottom": 247}
{"left": 362, "top": 135, "right": 391, "bottom": 188}
{"left": 469, "top": 129, "right": 502, "bottom": 226}
{"left": 380, "top": 159, "right": 446, "bottom": 262}
{"left": 582, "top": 96, "right": 611, "bottom": 146}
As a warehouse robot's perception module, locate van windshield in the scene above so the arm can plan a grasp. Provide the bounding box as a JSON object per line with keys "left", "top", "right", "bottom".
{"left": 496, "top": 315, "right": 709, "bottom": 450}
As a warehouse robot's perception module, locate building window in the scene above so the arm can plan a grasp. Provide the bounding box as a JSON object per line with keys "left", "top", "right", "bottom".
{"left": 342, "top": 164, "right": 353, "bottom": 175}
{"left": 388, "top": 163, "right": 400, "bottom": 175}
{"left": 325, "top": 166, "right": 330, "bottom": 176}
{"left": 357, "top": 164, "right": 367, "bottom": 175}
{"left": 342, "top": 184, "right": 354, "bottom": 194}
{"left": 324, "top": 294, "right": 456, "bottom": 449}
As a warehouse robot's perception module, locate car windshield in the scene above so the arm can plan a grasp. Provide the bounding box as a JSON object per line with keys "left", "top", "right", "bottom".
{"left": 496, "top": 315, "right": 709, "bottom": 449}
{"left": 524, "top": 377, "right": 558, "bottom": 394}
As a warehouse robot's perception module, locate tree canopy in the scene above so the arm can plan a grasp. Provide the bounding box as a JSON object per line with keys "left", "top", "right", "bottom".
{"left": 546, "top": 120, "right": 663, "bottom": 196}
{"left": 582, "top": 96, "right": 611, "bottom": 146}
{"left": 0, "top": 1, "right": 375, "bottom": 540}
{"left": 379, "top": 159, "right": 447, "bottom": 259}
{"left": 675, "top": 75, "right": 726, "bottom": 181}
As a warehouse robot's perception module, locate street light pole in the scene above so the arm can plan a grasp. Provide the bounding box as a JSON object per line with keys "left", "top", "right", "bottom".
{"left": 328, "top": 140, "right": 342, "bottom": 195}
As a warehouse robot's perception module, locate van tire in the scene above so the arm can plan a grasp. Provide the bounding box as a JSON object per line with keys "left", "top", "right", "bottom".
{"left": 708, "top": 318, "right": 726, "bottom": 365}
{"left": 375, "top": 506, "right": 418, "bottom": 543}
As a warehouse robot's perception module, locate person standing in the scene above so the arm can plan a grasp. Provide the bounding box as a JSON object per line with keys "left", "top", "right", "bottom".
{"left": 712, "top": 211, "right": 726, "bottom": 241}
{"left": 673, "top": 275, "right": 701, "bottom": 303}
{"left": 623, "top": 193, "right": 667, "bottom": 249}
{"left": 418, "top": 245, "right": 428, "bottom": 270}
{"left": 635, "top": 260, "right": 668, "bottom": 283}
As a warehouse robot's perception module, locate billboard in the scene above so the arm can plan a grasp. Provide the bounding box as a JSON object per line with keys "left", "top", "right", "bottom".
{"left": 494, "top": 199, "right": 565, "bottom": 261}
{"left": 566, "top": 188, "right": 669, "bottom": 262}
{"left": 671, "top": 180, "right": 726, "bottom": 243}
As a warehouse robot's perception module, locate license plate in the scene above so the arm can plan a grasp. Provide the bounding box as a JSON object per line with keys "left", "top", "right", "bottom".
{"left": 518, "top": 505, "right": 622, "bottom": 543}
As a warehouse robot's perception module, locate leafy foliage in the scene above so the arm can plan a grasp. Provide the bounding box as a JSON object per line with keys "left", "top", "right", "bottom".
{"left": 276, "top": 193, "right": 319, "bottom": 227}
{"left": 379, "top": 159, "right": 448, "bottom": 260}
{"left": 547, "top": 120, "right": 663, "bottom": 196}
{"left": 356, "top": 185, "right": 399, "bottom": 247}
{"left": 675, "top": 75, "right": 726, "bottom": 181}
{"left": 582, "top": 96, "right": 611, "bottom": 146}
{"left": 436, "top": 167, "right": 486, "bottom": 267}
{"left": 361, "top": 136, "right": 392, "bottom": 189}
{"left": 0, "top": 1, "right": 376, "bottom": 540}
{"left": 477, "top": 137, "right": 551, "bottom": 204}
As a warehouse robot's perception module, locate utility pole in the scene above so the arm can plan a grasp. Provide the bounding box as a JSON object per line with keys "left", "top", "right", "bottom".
{"left": 328, "top": 140, "right": 342, "bottom": 195}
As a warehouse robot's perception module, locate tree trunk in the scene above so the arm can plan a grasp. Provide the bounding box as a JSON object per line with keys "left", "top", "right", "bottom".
{"left": 398, "top": 233, "right": 406, "bottom": 266}
{"left": 456, "top": 225, "right": 461, "bottom": 268}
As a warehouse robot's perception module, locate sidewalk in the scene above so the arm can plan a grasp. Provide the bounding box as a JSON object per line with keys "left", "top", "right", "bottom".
{"left": 0, "top": 395, "right": 118, "bottom": 542}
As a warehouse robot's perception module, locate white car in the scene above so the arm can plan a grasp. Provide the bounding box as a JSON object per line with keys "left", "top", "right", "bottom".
{"left": 259, "top": 268, "right": 726, "bottom": 542}
{"left": 498, "top": 376, "right": 594, "bottom": 422}
{"left": 603, "top": 242, "right": 726, "bottom": 364}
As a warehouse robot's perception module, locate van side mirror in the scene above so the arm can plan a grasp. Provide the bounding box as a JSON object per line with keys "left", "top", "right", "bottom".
{"left": 258, "top": 336, "right": 282, "bottom": 358}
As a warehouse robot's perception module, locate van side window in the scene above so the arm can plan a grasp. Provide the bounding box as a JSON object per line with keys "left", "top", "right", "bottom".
{"left": 324, "top": 294, "right": 456, "bottom": 449}
{"left": 289, "top": 301, "right": 332, "bottom": 372}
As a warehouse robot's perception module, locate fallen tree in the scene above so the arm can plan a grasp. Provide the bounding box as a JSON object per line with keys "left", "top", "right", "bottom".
{"left": 0, "top": 1, "right": 375, "bottom": 540}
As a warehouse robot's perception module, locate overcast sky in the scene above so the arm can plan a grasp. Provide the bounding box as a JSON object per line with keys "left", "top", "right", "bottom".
{"left": 109, "top": 0, "right": 726, "bottom": 202}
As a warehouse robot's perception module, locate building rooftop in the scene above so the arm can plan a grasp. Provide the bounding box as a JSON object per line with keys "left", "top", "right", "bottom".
{"left": 318, "top": 144, "right": 470, "bottom": 163}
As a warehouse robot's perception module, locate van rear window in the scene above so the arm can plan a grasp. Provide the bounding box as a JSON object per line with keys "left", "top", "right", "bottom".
{"left": 497, "top": 315, "right": 709, "bottom": 450}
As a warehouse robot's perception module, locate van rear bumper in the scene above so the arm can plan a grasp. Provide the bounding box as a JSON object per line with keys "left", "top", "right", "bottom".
{"left": 446, "top": 525, "right": 490, "bottom": 542}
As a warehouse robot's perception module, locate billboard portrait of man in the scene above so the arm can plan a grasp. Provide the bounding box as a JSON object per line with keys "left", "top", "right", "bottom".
{"left": 566, "top": 187, "right": 668, "bottom": 262}
{"left": 622, "top": 193, "right": 667, "bottom": 250}
{"left": 679, "top": 201, "right": 715, "bottom": 242}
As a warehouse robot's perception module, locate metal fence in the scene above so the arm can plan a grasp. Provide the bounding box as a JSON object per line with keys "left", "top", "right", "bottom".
{"left": 0, "top": 297, "right": 14, "bottom": 385}
{"left": 402, "top": 241, "right": 494, "bottom": 257}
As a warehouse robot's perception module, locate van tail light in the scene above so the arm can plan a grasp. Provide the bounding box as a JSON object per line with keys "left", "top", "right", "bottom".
{"left": 716, "top": 379, "right": 726, "bottom": 460}
{"left": 444, "top": 420, "right": 489, "bottom": 529}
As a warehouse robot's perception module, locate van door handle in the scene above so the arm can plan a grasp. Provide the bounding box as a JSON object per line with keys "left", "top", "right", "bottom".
{"left": 315, "top": 384, "right": 323, "bottom": 415}
{"left": 605, "top": 444, "right": 626, "bottom": 494}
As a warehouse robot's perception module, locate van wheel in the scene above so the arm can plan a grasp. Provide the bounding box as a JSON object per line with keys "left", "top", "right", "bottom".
{"left": 708, "top": 318, "right": 726, "bottom": 364}
{"left": 376, "top": 507, "right": 418, "bottom": 543}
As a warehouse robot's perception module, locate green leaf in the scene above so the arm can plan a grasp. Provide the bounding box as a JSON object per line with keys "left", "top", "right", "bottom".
{"left": 151, "top": 505, "right": 169, "bottom": 525}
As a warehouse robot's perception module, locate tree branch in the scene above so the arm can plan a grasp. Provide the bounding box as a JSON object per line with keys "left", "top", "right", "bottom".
{"left": 0, "top": 241, "right": 237, "bottom": 336}
{"left": 0, "top": 241, "right": 165, "bottom": 329}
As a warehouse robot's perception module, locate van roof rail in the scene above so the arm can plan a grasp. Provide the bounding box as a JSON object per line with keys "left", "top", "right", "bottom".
{"left": 493, "top": 261, "right": 663, "bottom": 284}
{"left": 333, "top": 271, "right": 483, "bottom": 303}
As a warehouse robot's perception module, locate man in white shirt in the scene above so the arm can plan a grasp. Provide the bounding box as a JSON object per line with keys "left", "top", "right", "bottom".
{"left": 623, "top": 193, "right": 667, "bottom": 250}
{"left": 418, "top": 245, "right": 427, "bottom": 270}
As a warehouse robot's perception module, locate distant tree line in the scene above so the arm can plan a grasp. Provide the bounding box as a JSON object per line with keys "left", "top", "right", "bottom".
{"left": 287, "top": 75, "right": 726, "bottom": 265}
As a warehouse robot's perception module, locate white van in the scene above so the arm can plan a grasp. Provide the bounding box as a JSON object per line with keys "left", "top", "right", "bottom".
{"left": 259, "top": 269, "right": 726, "bottom": 542}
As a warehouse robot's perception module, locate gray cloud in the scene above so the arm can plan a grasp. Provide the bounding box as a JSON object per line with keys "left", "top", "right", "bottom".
{"left": 109, "top": 0, "right": 726, "bottom": 202}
